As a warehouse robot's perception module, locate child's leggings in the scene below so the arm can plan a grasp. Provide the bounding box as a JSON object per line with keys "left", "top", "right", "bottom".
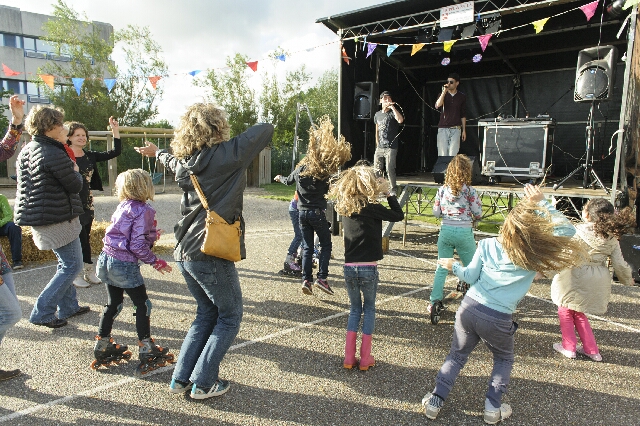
{"left": 98, "top": 284, "right": 151, "bottom": 341}
{"left": 557, "top": 306, "right": 599, "bottom": 355}
{"left": 431, "top": 225, "right": 476, "bottom": 303}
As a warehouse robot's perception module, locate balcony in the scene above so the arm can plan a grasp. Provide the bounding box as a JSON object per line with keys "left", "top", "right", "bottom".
{"left": 27, "top": 95, "right": 50, "bottom": 104}
{"left": 24, "top": 50, "right": 47, "bottom": 59}
{"left": 48, "top": 53, "right": 71, "bottom": 62}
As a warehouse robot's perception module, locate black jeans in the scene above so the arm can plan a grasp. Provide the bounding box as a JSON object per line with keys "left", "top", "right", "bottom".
{"left": 78, "top": 218, "right": 94, "bottom": 264}
{"left": 298, "top": 209, "right": 332, "bottom": 281}
{"left": 98, "top": 284, "right": 151, "bottom": 341}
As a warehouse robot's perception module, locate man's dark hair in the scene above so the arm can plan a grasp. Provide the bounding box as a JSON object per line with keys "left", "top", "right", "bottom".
{"left": 379, "top": 90, "right": 392, "bottom": 99}
{"left": 448, "top": 73, "right": 460, "bottom": 82}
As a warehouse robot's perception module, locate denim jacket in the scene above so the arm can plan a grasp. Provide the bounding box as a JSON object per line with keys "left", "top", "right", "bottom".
{"left": 102, "top": 200, "right": 158, "bottom": 265}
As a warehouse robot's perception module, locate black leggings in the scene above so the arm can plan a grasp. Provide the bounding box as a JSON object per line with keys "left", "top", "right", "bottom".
{"left": 98, "top": 284, "right": 151, "bottom": 341}
{"left": 78, "top": 218, "right": 93, "bottom": 264}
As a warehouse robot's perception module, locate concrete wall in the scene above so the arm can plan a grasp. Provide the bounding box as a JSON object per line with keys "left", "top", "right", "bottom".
{"left": 0, "top": 5, "right": 22, "bottom": 34}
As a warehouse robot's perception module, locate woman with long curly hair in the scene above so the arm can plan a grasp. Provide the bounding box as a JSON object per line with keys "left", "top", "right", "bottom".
{"left": 274, "top": 116, "right": 351, "bottom": 296}
{"left": 135, "top": 103, "right": 273, "bottom": 399}
{"left": 327, "top": 162, "right": 403, "bottom": 371}
{"left": 551, "top": 199, "right": 635, "bottom": 362}
{"left": 422, "top": 185, "right": 588, "bottom": 424}
{"left": 428, "top": 154, "right": 482, "bottom": 323}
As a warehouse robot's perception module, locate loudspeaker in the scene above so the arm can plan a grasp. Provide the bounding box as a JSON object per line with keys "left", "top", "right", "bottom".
{"left": 354, "top": 82, "right": 378, "bottom": 120}
{"left": 432, "top": 156, "right": 482, "bottom": 185}
{"left": 619, "top": 234, "right": 640, "bottom": 283}
{"left": 574, "top": 45, "right": 617, "bottom": 102}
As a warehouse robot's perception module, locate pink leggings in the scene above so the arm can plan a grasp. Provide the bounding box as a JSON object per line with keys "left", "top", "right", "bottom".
{"left": 557, "top": 306, "right": 599, "bottom": 355}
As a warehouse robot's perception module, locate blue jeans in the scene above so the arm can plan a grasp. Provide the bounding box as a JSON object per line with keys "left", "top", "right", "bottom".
{"left": 431, "top": 225, "right": 476, "bottom": 303}
{"left": 29, "top": 237, "right": 83, "bottom": 324}
{"left": 287, "top": 210, "right": 303, "bottom": 255}
{"left": 344, "top": 265, "right": 379, "bottom": 335}
{"left": 0, "top": 273, "right": 20, "bottom": 345}
{"left": 96, "top": 251, "right": 144, "bottom": 289}
{"left": 0, "top": 222, "right": 22, "bottom": 263}
{"left": 299, "top": 209, "right": 332, "bottom": 281}
{"left": 173, "top": 260, "right": 243, "bottom": 389}
{"left": 433, "top": 297, "right": 516, "bottom": 409}
{"left": 437, "top": 128, "right": 462, "bottom": 156}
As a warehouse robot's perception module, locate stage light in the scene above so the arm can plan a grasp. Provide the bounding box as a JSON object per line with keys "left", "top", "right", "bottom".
{"left": 606, "top": 0, "right": 626, "bottom": 18}
{"left": 441, "top": 57, "right": 451, "bottom": 66}
{"left": 473, "top": 53, "right": 482, "bottom": 63}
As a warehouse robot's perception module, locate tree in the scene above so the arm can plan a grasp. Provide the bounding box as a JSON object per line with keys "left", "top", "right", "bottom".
{"left": 194, "top": 53, "right": 257, "bottom": 137}
{"left": 305, "top": 69, "right": 338, "bottom": 129}
{"left": 0, "top": 89, "right": 12, "bottom": 131}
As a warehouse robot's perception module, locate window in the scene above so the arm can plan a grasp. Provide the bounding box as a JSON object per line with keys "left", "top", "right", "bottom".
{"left": 1, "top": 80, "right": 25, "bottom": 94}
{"left": 36, "top": 39, "right": 54, "bottom": 53}
{"left": 26, "top": 82, "right": 39, "bottom": 96}
{"left": 23, "top": 37, "right": 35, "bottom": 51}
{"left": 0, "top": 33, "right": 19, "bottom": 48}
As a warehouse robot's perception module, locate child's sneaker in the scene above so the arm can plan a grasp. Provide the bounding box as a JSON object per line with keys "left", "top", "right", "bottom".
{"left": 553, "top": 342, "right": 576, "bottom": 359}
{"left": 576, "top": 345, "right": 603, "bottom": 362}
{"left": 483, "top": 399, "right": 512, "bottom": 424}
{"left": 314, "top": 278, "right": 334, "bottom": 295}
{"left": 421, "top": 393, "right": 444, "bottom": 420}
{"left": 190, "top": 379, "right": 230, "bottom": 400}
{"left": 301, "top": 280, "right": 313, "bottom": 295}
{"left": 169, "top": 378, "right": 192, "bottom": 394}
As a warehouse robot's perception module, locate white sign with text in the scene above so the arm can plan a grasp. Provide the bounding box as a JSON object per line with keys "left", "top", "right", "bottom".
{"left": 440, "top": 1, "right": 475, "bottom": 28}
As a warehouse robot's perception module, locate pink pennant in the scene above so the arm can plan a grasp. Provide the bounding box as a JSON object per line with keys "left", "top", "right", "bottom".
{"left": 580, "top": 1, "right": 599, "bottom": 21}
{"left": 246, "top": 61, "right": 258, "bottom": 72}
{"left": 148, "top": 76, "right": 161, "bottom": 89}
{"left": 477, "top": 34, "right": 492, "bottom": 52}
{"left": 2, "top": 64, "right": 20, "bottom": 77}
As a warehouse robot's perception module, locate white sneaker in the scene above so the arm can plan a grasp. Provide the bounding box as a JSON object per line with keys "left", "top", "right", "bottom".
{"left": 83, "top": 264, "right": 102, "bottom": 285}
{"left": 422, "top": 393, "right": 442, "bottom": 420}
{"left": 553, "top": 342, "right": 576, "bottom": 359}
{"left": 576, "top": 345, "right": 603, "bottom": 362}
{"left": 73, "top": 275, "right": 90, "bottom": 288}
{"left": 484, "top": 399, "right": 512, "bottom": 424}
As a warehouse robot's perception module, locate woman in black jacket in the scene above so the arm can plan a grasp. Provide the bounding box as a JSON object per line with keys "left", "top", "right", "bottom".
{"left": 66, "top": 117, "right": 122, "bottom": 288}
{"left": 15, "top": 106, "right": 89, "bottom": 328}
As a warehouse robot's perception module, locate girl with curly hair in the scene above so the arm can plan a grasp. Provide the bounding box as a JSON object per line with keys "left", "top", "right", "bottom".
{"left": 422, "top": 185, "right": 588, "bottom": 423}
{"left": 428, "top": 154, "right": 482, "bottom": 323}
{"left": 327, "top": 162, "right": 403, "bottom": 370}
{"left": 551, "top": 198, "right": 635, "bottom": 362}
{"left": 274, "top": 116, "right": 351, "bottom": 296}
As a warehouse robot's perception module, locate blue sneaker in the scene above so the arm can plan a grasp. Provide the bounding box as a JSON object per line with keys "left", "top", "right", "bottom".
{"left": 190, "top": 379, "right": 230, "bottom": 400}
{"left": 169, "top": 378, "right": 192, "bottom": 394}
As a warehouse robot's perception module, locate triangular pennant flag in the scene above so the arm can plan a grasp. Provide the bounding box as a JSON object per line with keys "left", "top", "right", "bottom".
{"left": 477, "top": 34, "right": 492, "bottom": 52}
{"left": 104, "top": 78, "right": 116, "bottom": 93}
{"left": 148, "top": 76, "right": 161, "bottom": 89}
{"left": 342, "top": 47, "right": 350, "bottom": 64}
{"left": 276, "top": 54, "right": 286, "bottom": 62}
{"left": 580, "top": 1, "right": 599, "bottom": 21}
{"left": 71, "top": 78, "right": 84, "bottom": 96}
{"left": 246, "top": 61, "right": 258, "bottom": 72}
{"left": 38, "top": 74, "right": 55, "bottom": 89}
{"left": 366, "top": 43, "right": 378, "bottom": 58}
{"left": 2, "top": 64, "right": 20, "bottom": 77}
{"left": 532, "top": 18, "right": 549, "bottom": 34}
{"left": 623, "top": 0, "right": 639, "bottom": 9}
{"left": 443, "top": 40, "right": 457, "bottom": 53}
{"left": 411, "top": 44, "right": 426, "bottom": 56}
{"left": 188, "top": 70, "right": 201, "bottom": 77}
{"left": 387, "top": 44, "right": 399, "bottom": 56}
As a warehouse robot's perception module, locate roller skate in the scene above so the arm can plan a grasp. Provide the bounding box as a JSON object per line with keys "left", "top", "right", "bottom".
{"left": 135, "top": 337, "right": 175, "bottom": 376}
{"left": 429, "top": 280, "right": 469, "bottom": 325}
{"left": 278, "top": 254, "right": 302, "bottom": 277}
{"left": 90, "top": 335, "right": 132, "bottom": 370}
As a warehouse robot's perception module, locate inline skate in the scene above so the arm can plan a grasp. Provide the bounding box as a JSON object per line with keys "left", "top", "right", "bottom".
{"left": 278, "top": 254, "right": 302, "bottom": 277}
{"left": 135, "top": 337, "right": 175, "bottom": 376}
{"left": 90, "top": 335, "right": 132, "bottom": 370}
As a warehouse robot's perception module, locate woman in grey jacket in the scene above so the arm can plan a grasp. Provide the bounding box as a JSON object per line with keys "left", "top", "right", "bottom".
{"left": 15, "top": 106, "right": 89, "bottom": 328}
{"left": 136, "top": 103, "right": 273, "bottom": 400}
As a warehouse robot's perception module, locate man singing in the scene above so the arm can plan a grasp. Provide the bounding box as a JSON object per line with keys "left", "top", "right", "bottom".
{"left": 374, "top": 91, "right": 404, "bottom": 194}
{"left": 435, "top": 73, "right": 466, "bottom": 157}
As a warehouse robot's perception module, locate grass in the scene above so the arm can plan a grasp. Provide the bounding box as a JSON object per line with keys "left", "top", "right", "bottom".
{"left": 259, "top": 183, "right": 296, "bottom": 202}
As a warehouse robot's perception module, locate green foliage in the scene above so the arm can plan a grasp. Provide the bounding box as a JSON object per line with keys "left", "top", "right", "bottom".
{"left": 0, "top": 89, "right": 11, "bottom": 131}
{"left": 259, "top": 183, "right": 296, "bottom": 202}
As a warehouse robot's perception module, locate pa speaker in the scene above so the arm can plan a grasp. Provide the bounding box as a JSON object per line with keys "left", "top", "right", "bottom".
{"left": 574, "top": 45, "right": 617, "bottom": 102}
{"left": 354, "top": 81, "right": 378, "bottom": 120}
{"left": 432, "top": 156, "right": 482, "bottom": 185}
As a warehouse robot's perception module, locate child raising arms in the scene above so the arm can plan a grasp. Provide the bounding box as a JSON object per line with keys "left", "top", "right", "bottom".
{"left": 92, "top": 169, "right": 173, "bottom": 376}
{"left": 422, "top": 185, "right": 587, "bottom": 424}
{"left": 551, "top": 198, "right": 634, "bottom": 362}
{"left": 327, "top": 163, "right": 404, "bottom": 371}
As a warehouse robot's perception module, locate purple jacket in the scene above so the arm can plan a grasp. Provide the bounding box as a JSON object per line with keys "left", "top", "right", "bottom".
{"left": 102, "top": 199, "right": 158, "bottom": 264}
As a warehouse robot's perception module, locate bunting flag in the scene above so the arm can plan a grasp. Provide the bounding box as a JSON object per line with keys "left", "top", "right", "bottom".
{"left": 623, "top": 0, "right": 640, "bottom": 9}
{"left": 579, "top": 1, "right": 599, "bottom": 20}
{"left": 532, "top": 18, "right": 549, "bottom": 34}
{"left": 387, "top": 44, "right": 399, "bottom": 56}
{"left": 411, "top": 43, "right": 425, "bottom": 56}
{"left": 477, "top": 34, "right": 492, "bottom": 52}
{"left": 104, "top": 78, "right": 116, "bottom": 93}
{"left": 366, "top": 43, "right": 377, "bottom": 58}
{"left": 342, "top": 46, "right": 350, "bottom": 64}
{"left": 2, "top": 64, "right": 20, "bottom": 77}
{"left": 443, "top": 40, "right": 457, "bottom": 53}
{"left": 72, "top": 78, "right": 84, "bottom": 95}
{"left": 38, "top": 74, "right": 55, "bottom": 89}
{"left": 148, "top": 76, "right": 161, "bottom": 89}
{"left": 188, "top": 70, "right": 201, "bottom": 77}
{"left": 246, "top": 61, "right": 258, "bottom": 72}
{"left": 276, "top": 54, "right": 286, "bottom": 62}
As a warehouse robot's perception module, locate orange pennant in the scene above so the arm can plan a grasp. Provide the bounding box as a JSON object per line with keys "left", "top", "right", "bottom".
{"left": 246, "top": 61, "right": 258, "bottom": 72}
{"left": 342, "top": 47, "right": 350, "bottom": 65}
{"left": 38, "top": 74, "right": 55, "bottom": 89}
{"left": 2, "top": 64, "right": 20, "bottom": 77}
{"left": 148, "top": 76, "right": 161, "bottom": 89}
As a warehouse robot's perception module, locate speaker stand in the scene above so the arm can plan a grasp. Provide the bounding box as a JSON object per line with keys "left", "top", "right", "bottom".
{"left": 553, "top": 103, "right": 609, "bottom": 194}
{"left": 363, "top": 120, "right": 368, "bottom": 160}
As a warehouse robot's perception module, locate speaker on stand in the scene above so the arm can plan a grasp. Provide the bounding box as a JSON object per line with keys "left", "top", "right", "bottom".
{"left": 354, "top": 82, "right": 378, "bottom": 160}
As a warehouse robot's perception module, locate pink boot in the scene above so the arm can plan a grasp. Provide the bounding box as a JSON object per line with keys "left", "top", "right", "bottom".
{"left": 359, "top": 334, "right": 375, "bottom": 371}
{"left": 344, "top": 331, "right": 357, "bottom": 369}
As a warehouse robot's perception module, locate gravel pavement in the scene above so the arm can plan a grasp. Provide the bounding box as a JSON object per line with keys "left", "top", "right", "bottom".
{"left": 0, "top": 183, "right": 639, "bottom": 425}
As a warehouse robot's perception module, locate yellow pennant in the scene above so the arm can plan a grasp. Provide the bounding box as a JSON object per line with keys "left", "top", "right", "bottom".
{"left": 411, "top": 43, "right": 426, "bottom": 56}
{"left": 443, "top": 40, "right": 456, "bottom": 52}
{"left": 532, "top": 18, "right": 549, "bottom": 34}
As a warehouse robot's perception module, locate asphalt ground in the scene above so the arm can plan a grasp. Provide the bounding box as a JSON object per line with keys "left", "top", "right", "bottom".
{"left": 0, "top": 185, "right": 639, "bottom": 425}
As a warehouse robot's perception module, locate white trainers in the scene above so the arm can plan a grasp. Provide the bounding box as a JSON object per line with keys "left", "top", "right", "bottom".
{"left": 576, "top": 345, "right": 603, "bottom": 362}
{"left": 83, "top": 264, "right": 102, "bottom": 285}
{"left": 73, "top": 274, "right": 90, "bottom": 288}
{"left": 484, "top": 399, "right": 512, "bottom": 424}
{"left": 553, "top": 342, "right": 576, "bottom": 359}
{"left": 421, "top": 393, "right": 442, "bottom": 420}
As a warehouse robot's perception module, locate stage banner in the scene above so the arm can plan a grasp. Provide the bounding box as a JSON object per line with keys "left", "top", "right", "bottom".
{"left": 440, "top": 1, "right": 474, "bottom": 28}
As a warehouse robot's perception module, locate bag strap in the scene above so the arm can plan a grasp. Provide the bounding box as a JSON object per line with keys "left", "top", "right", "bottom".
{"left": 189, "top": 174, "right": 209, "bottom": 210}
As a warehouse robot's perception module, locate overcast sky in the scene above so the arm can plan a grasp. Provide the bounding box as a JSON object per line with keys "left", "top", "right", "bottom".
{"left": 9, "top": 0, "right": 389, "bottom": 125}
